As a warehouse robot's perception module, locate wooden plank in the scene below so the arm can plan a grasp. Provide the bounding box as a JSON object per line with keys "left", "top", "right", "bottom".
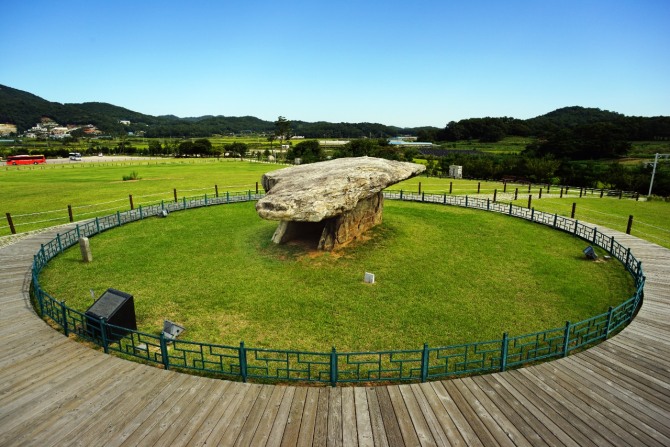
{"left": 417, "top": 381, "right": 468, "bottom": 447}
{"left": 295, "top": 387, "right": 320, "bottom": 447}
{"left": 365, "top": 387, "right": 390, "bottom": 447}
{"left": 407, "top": 383, "right": 451, "bottom": 446}
{"left": 217, "top": 383, "right": 266, "bottom": 445}
{"left": 327, "top": 387, "right": 343, "bottom": 447}
{"left": 534, "top": 361, "right": 670, "bottom": 446}
{"left": 279, "top": 387, "right": 307, "bottom": 447}
{"left": 0, "top": 341, "right": 89, "bottom": 396}
{"left": 440, "top": 380, "right": 501, "bottom": 447}
{"left": 396, "top": 385, "right": 437, "bottom": 446}
{"left": 450, "top": 379, "right": 520, "bottom": 447}
{"left": 353, "top": 387, "right": 374, "bottom": 447}
{"left": 376, "top": 386, "right": 410, "bottom": 447}
{"left": 490, "top": 373, "right": 592, "bottom": 447}
{"left": 105, "top": 372, "right": 194, "bottom": 446}
{"left": 456, "top": 378, "right": 534, "bottom": 447}
{"left": 0, "top": 354, "right": 117, "bottom": 432}
{"left": 513, "top": 368, "right": 628, "bottom": 446}
{"left": 154, "top": 378, "right": 230, "bottom": 446}
{"left": 582, "top": 350, "right": 670, "bottom": 402}
{"left": 312, "top": 388, "right": 330, "bottom": 447}
{"left": 430, "top": 381, "right": 484, "bottom": 447}
{"left": 235, "top": 385, "right": 285, "bottom": 447}
{"left": 198, "top": 383, "right": 258, "bottom": 447}
{"left": 186, "top": 381, "right": 251, "bottom": 447}
{"left": 566, "top": 355, "right": 670, "bottom": 436}
{"left": 62, "top": 367, "right": 178, "bottom": 447}
{"left": 473, "top": 375, "right": 564, "bottom": 447}
{"left": 341, "top": 387, "right": 359, "bottom": 447}
{"left": 574, "top": 353, "right": 670, "bottom": 410}
{"left": 114, "top": 373, "right": 210, "bottom": 446}
{"left": 2, "top": 359, "right": 140, "bottom": 445}
{"left": 266, "top": 386, "right": 296, "bottom": 447}
{"left": 168, "top": 380, "right": 234, "bottom": 446}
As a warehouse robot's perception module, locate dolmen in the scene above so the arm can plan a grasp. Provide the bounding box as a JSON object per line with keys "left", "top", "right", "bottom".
{"left": 255, "top": 156, "right": 425, "bottom": 250}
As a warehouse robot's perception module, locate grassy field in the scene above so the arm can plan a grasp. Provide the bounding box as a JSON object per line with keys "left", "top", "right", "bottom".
{"left": 0, "top": 135, "right": 297, "bottom": 155}
{"left": 436, "top": 136, "right": 533, "bottom": 154}
{"left": 0, "top": 158, "right": 281, "bottom": 234}
{"left": 3, "top": 159, "right": 670, "bottom": 249}
{"left": 38, "top": 200, "right": 634, "bottom": 353}
{"left": 509, "top": 196, "right": 670, "bottom": 248}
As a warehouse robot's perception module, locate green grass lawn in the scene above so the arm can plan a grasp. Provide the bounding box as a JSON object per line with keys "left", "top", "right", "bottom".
{"left": 4, "top": 159, "right": 670, "bottom": 249}
{"left": 0, "top": 159, "right": 282, "bottom": 234}
{"left": 509, "top": 196, "right": 670, "bottom": 248}
{"left": 39, "top": 200, "right": 634, "bottom": 353}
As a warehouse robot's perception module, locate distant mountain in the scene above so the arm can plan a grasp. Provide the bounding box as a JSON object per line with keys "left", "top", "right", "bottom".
{"left": 526, "top": 106, "right": 627, "bottom": 133}
{"left": 2, "top": 85, "right": 667, "bottom": 141}
{"left": 0, "top": 84, "right": 425, "bottom": 138}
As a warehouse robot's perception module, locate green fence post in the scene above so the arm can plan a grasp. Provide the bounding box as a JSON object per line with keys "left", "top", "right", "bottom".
{"left": 248, "top": 190, "right": 252, "bottom": 201}
{"left": 139, "top": 205, "right": 143, "bottom": 220}
{"left": 421, "top": 343, "right": 429, "bottom": 382}
{"left": 37, "top": 284, "right": 44, "bottom": 317}
{"left": 487, "top": 198, "right": 490, "bottom": 211}
{"left": 609, "top": 236, "right": 614, "bottom": 253}
{"left": 531, "top": 207, "right": 535, "bottom": 222}
{"left": 56, "top": 234, "right": 63, "bottom": 253}
{"left": 573, "top": 220, "right": 578, "bottom": 235}
{"left": 421, "top": 192, "right": 425, "bottom": 202}
{"left": 60, "top": 301, "right": 68, "bottom": 336}
{"left": 605, "top": 306, "right": 614, "bottom": 338}
{"left": 592, "top": 228, "right": 598, "bottom": 244}
{"left": 330, "top": 347, "right": 338, "bottom": 387}
{"left": 100, "top": 317, "right": 109, "bottom": 354}
{"left": 75, "top": 224, "right": 80, "bottom": 239}
{"left": 400, "top": 190, "right": 403, "bottom": 200}
{"left": 182, "top": 196, "right": 186, "bottom": 209}
{"left": 116, "top": 211, "right": 122, "bottom": 226}
{"left": 500, "top": 333, "right": 509, "bottom": 372}
{"left": 239, "top": 341, "right": 248, "bottom": 382}
{"left": 562, "top": 321, "right": 571, "bottom": 357}
{"left": 625, "top": 247, "right": 631, "bottom": 269}
{"left": 205, "top": 193, "right": 208, "bottom": 206}
{"left": 95, "top": 217, "right": 100, "bottom": 234}
{"left": 443, "top": 193, "right": 446, "bottom": 204}
{"left": 159, "top": 332, "right": 169, "bottom": 370}
{"left": 226, "top": 191, "right": 230, "bottom": 203}
{"left": 465, "top": 196, "right": 468, "bottom": 207}
{"left": 553, "top": 213, "right": 557, "bottom": 228}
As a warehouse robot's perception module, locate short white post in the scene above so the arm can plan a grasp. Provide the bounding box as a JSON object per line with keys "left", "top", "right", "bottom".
{"left": 79, "top": 237, "right": 93, "bottom": 263}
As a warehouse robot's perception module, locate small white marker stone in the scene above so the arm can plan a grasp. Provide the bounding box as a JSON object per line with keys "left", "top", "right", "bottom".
{"left": 364, "top": 272, "right": 375, "bottom": 284}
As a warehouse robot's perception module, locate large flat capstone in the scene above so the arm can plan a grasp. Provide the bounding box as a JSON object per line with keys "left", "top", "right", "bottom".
{"left": 256, "top": 157, "right": 425, "bottom": 250}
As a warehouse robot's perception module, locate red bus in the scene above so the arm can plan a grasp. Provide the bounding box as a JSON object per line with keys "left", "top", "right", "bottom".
{"left": 5, "top": 155, "right": 47, "bottom": 165}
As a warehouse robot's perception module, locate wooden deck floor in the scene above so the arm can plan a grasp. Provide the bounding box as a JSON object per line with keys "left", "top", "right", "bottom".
{"left": 1, "top": 224, "right": 669, "bottom": 446}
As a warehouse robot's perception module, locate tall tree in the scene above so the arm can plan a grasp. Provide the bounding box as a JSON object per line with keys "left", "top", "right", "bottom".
{"left": 274, "top": 116, "right": 291, "bottom": 147}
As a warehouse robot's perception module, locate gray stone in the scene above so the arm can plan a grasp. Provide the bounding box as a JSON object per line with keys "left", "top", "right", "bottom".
{"left": 256, "top": 157, "right": 425, "bottom": 249}
{"left": 79, "top": 237, "right": 92, "bottom": 263}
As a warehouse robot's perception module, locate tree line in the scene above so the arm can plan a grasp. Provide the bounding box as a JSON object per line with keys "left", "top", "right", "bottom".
{"left": 420, "top": 152, "right": 670, "bottom": 197}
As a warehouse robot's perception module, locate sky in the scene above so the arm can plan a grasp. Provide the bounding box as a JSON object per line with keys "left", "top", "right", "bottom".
{"left": 1, "top": 0, "right": 669, "bottom": 128}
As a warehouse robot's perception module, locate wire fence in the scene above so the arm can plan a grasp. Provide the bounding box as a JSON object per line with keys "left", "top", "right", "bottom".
{"left": 30, "top": 189, "right": 645, "bottom": 386}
